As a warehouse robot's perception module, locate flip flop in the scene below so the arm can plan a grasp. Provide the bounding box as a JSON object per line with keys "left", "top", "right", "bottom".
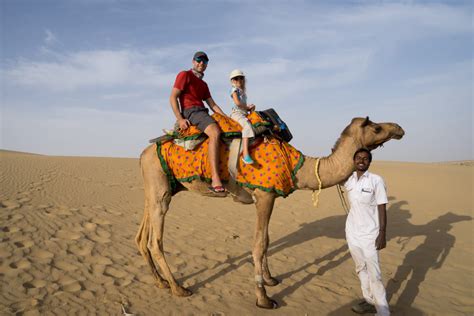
{"left": 207, "top": 186, "right": 227, "bottom": 197}
{"left": 209, "top": 185, "right": 226, "bottom": 193}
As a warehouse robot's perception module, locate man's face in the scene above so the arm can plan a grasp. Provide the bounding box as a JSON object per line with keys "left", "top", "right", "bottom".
{"left": 192, "top": 58, "right": 208, "bottom": 73}
{"left": 354, "top": 151, "right": 371, "bottom": 172}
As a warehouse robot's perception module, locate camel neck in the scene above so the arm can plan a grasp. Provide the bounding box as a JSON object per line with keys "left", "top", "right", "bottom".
{"left": 295, "top": 137, "right": 359, "bottom": 190}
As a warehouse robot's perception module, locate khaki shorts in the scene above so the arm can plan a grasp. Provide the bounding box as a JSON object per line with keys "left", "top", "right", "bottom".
{"left": 182, "top": 106, "right": 216, "bottom": 132}
{"left": 230, "top": 110, "right": 255, "bottom": 138}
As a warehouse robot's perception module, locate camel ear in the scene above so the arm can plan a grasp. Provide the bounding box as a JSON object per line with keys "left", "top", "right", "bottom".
{"left": 361, "top": 116, "right": 370, "bottom": 127}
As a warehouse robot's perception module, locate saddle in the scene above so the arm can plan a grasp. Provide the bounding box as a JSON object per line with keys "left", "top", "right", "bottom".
{"left": 149, "top": 108, "right": 292, "bottom": 148}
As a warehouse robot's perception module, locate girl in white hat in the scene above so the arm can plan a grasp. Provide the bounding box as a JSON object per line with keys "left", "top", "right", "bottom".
{"left": 229, "top": 69, "right": 256, "bottom": 164}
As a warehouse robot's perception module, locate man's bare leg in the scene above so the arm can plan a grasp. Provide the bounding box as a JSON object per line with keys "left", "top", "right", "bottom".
{"left": 204, "top": 123, "right": 223, "bottom": 188}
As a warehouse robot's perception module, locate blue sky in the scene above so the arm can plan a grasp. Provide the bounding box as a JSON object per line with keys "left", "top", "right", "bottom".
{"left": 1, "top": 0, "right": 472, "bottom": 162}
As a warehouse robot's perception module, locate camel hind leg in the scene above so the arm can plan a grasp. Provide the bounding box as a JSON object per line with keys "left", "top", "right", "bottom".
{"left": 135, "top": 202, "right": 169, "bottom": 288}
{"left": 138, "top": 144, "right": 192, "bottom": 297}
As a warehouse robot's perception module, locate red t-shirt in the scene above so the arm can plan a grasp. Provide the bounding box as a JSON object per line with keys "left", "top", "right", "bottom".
{"left": 173, "top": 70, "right": 211, "bottom": 110}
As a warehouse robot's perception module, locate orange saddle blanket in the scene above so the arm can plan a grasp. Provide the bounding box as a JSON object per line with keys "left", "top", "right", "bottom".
{"left": 156, "top": 112, "right": 304, "bottom": 197}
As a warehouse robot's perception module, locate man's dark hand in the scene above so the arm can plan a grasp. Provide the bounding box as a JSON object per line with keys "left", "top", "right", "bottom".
{"left": 375, "top": 231, "right": 386, "bottom": 250}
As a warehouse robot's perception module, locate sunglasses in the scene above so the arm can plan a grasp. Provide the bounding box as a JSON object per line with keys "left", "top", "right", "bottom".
{"left": 233, "top": 76, "right": 244, "bottom": 80}
{"left": 194, "top": 58, "right": 208, "bottom": 65}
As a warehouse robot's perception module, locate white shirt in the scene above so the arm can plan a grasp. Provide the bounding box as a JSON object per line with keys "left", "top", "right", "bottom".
{"left": 344, "top": 171, "right": 388, "bottom": 241}
{"left": 230, "top": 86, "right": 248, "bottom": 115}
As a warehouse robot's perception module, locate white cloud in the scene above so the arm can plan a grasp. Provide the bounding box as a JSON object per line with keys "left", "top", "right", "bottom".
{"left": 3, "top": 49, "right": 175, "bottom": 91}
{"left": 44, "top": 29, "right": 58, "bottom": 46}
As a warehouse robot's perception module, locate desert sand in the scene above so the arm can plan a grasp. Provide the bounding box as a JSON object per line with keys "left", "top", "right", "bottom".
{"left": 0, "top": 149, "right": 472, "bottom": 315}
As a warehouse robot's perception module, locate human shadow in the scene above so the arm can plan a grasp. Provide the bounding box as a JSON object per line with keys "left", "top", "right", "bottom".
{"left": 385, "top": 210, "right": 472, "bottom": 313}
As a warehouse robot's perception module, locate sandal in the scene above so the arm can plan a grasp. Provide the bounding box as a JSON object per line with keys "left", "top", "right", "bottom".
{"left": 207, "top": 186, "right": 227, "bottom": 197}
{"left": 241, "top": 155, "right": 254, "bottom": 165}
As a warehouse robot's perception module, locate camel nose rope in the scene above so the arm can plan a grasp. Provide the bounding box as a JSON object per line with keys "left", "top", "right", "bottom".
{"left": 312, "top": 158, "right": 322, "bottom": 207}
{"left": 336, "top": 184, "right": 349, "bottom": 214}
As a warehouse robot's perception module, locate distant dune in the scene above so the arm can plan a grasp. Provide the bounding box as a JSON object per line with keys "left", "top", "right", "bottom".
{"left": 0, "top": 150, "right": 472, "bottom": 315}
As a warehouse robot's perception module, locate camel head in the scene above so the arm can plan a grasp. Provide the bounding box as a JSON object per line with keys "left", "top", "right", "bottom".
{"left": 342, "top": 117, "right": 405, "bottom": 151}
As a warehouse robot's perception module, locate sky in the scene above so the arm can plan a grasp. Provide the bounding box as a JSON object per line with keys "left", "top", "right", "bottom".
{"left": 1, "top": 0, "right": 472, "bottom": 162}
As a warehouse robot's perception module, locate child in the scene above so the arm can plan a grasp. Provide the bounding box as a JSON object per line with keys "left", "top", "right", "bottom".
{"left": 229, "top": 69, "right": 256, "bottom": 165}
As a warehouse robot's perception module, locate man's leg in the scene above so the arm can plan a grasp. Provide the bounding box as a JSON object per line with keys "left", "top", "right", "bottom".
{"left": 348, "top": 239, "right": 375, "bottom": 305}
{"left": 204, "top": 123, "right": 223, "bottom": 188}
{"left": 364, "top": 247, "right": 390, "bottom": 316}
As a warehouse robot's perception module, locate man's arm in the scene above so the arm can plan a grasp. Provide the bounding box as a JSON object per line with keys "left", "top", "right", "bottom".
{"left": 205, "top": 97, "right": 226, "bottom": 116}
{"left": 375, "top": 203, "right": 387, "bottom": 250}
{"left": 170, "top": 88, "right": 190, "bottom": 130}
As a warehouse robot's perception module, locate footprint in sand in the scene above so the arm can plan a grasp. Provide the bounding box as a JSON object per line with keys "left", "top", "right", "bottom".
{"left": 23, "top": 279, "right": 47, "bottom": 289}
{"left": 87, "top": 227, "right": 112, "bottom": 243}
{"left": 55, "top": 229, "right": 82, "bottom": 240}
{"left": 54, "top": 260, "right": 79, "bottom": 272}
{"left": 30, "top": 249, "right": 54, "bottom": 260}
{"left": 58, "top": 276, "right": 82, "bottom": 293}
{"left": 14, "top": 239, "right": 34, "bottom": 249}
{"left": 0, "top": 200, "right": 22, "bottom": 210}
{"left": 92, "top": 218, "right": 111, "bottom": 226}
{"left": 104, "top": 266, "right": 129, "bottom": 279}
{"left": 10, "top": 213, "right": 25, "bottom": 222}
{"left": 68, "top": 243, "right": 94, "bottom": 257}
{"left": 16, "top": 196, "right": 31, "bottom": 204}
{"left": 2, "top": 226, "right": 21, "bottom": 233}
{"left": 9, "top": 259, "right": 31, "bottom": 270}
{"left": 95, "top": 256, "right": 113, "bottom": 265}
{"left": 83, "top": 222, "right": 97, "bottom": 231}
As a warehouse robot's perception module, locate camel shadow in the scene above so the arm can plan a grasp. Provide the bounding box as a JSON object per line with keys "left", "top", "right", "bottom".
{"left": 184, "top": 196, "right": 471, "bottom": 313}
{"left": 186, "top": 213, "right": 347, "bottom": 291}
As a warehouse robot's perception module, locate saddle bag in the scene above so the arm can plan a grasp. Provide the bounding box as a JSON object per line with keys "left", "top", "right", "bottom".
{"left": 256, "top": 108, "right": 293, "bottom": 142}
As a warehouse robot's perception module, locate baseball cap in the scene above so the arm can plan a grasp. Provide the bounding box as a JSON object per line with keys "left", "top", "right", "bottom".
{"left": 193, "top": 51, "right": 209, "bottom": 61}
{"left": 229, "top": 69, "right": 245, "bottom": 80}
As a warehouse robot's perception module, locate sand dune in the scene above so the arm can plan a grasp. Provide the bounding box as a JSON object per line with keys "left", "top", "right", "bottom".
{"left": 0, "top": 150, "right": 472, "bottom": 315}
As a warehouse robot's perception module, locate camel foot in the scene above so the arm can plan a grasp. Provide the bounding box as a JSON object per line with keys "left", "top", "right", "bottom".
{"left": 256, "top": 298, "right": 279, "bottom": 309}
{"left": 171, "top": 286, "right": 193, "bottom": 297}
{"left": 264, "top": 277, "right": 280, "bottom": 287}
{"left": 156, "top": 279, "right": 170, "bottom": 289}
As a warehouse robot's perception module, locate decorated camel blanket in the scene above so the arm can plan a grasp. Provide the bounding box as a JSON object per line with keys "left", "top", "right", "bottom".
{"left": 156, "top": 112, "right": 304, "bottom": 197}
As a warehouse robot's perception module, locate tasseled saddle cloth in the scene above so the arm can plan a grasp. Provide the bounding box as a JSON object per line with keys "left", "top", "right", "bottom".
{"left": 154, "top": 112, "right": 304, "bottom": 197}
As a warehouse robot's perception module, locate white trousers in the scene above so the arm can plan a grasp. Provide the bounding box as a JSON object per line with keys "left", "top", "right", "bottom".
{"left": 230, "top": 110, "right": 255, "bottom": 138}
{"left": 347, "top": 237, "right": 390, "bottom": 316}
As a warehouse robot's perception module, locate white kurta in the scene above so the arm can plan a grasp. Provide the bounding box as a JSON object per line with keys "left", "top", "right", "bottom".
{"left": 344, "top": 171, "right": 390, "bottom": 316}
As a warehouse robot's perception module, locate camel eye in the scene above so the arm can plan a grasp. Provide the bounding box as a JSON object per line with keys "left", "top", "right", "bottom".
{"left": 374, "top": 125, "right": 382, "bottom": 133}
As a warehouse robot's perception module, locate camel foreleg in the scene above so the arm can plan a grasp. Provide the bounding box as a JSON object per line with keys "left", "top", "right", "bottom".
{"left": 252, "top": 190, "right": 278, "bottom": 309}
{"left": 262, "top": 254, "right": 280, "bottom": 286}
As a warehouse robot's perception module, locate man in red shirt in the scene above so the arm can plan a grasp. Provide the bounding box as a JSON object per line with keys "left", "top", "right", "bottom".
{"left": 170, "top": 51, "right": 227, "bottom": 194}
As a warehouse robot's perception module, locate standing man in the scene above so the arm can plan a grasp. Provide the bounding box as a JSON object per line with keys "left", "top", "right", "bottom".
{"left": 345, "top": 148, "right": 390, "bottom": 315}
{"left": 170, "top": 51, "right": 227, "bottom": 195}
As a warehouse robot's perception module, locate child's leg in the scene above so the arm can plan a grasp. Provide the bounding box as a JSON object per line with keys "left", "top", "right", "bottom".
{"left": 242, "top": 137, "right": 250, "bottom": 157}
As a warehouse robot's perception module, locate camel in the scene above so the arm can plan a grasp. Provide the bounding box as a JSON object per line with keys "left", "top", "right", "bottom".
{"left": 135, "top": 116, "right": 405, "bottom": 309}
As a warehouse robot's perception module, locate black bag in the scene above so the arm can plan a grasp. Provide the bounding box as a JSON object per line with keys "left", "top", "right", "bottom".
{"left": 257, "top": 108, "right": 293, "bottom": 142}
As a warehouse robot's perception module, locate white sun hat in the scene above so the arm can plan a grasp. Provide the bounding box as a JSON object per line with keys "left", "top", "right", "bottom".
{"left": 229, "top": 69, "right": 245, "bottom": 80}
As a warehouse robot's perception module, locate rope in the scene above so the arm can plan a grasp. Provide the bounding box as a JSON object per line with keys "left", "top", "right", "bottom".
{"left": 336, "top": 184, "right": 349, "bottom": 214}
{"left": 312, "top": 158, "right": 322, "bottom": 207}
